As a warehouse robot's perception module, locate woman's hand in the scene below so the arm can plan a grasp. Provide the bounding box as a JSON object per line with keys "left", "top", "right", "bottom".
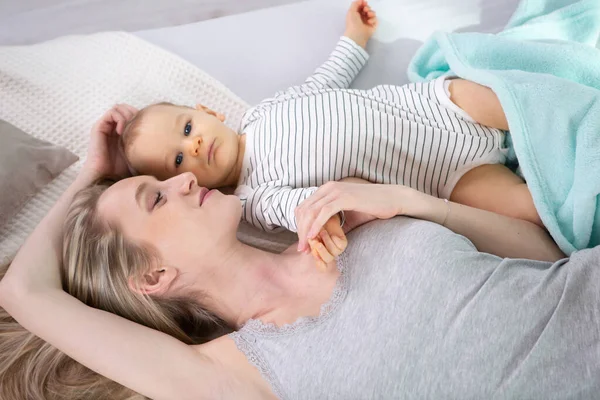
{"left": 83, "top": 104, "right": 138, "bottom": 180}
{"left": 296, "top": 182, "right": 418, "bottom": 252}
{"left": 344, "top": 0, "right": 378, "bottom": 49}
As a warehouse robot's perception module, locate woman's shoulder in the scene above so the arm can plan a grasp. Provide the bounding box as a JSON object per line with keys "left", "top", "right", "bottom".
{"left": 193, "top": 335, "right": 279, "bottom": 399}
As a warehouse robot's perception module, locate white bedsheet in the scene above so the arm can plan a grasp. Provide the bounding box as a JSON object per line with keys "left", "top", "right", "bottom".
{"left": 135, "top": 0, "right": 520, "bottom": 105}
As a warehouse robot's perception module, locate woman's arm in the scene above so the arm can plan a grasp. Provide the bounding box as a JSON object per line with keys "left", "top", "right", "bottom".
{"left": 0, "top": 105, "right": 247, "bottom": 400}
{"left": 1, "top": 282, "right": 227, "bottom": 399}
{"left": 1, "top": 170, "right": 94, "bottom": 293}
{"left": 295, "top": 179, "right": 565, "bottom": 262}
{"left": 408, "top": 190, "right": 565, "bottom": 262}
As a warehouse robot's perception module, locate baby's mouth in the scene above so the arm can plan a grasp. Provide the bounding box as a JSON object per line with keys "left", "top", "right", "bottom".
{"left": 207, "top": 139, "right": 216, "bottom": 165}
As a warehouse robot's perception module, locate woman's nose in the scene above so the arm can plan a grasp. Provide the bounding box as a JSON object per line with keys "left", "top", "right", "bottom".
{"left": 187, "top": 136, "right": 202, "bottom": 157}
{"left": 167, "top": 172, "right": 197, "bottom": 195}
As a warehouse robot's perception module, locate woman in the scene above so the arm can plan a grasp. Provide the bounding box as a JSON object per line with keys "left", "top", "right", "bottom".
{"left": 0, "top": 105, "right": 597, "bottom": 400}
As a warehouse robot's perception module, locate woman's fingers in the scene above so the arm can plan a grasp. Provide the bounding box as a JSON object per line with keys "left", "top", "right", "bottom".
{"left": 117, "top": 108, "right": 135, "bottom": 125}
{"left": 296, "top": 183, "right": 350, "bottom": 251}
{"left": 297, "top": 200, "right": 336, "bottom": 251}
{"left": 296, "top": 191, "right": 329, "bottom": 251}
{"left": 118, "top": 104, "right": 138, "bottom": 125}
{"left": 101, "top": 104, "right": 137, "bottom": 135}
{"left": 113, "top": 111, "right": 127, "bottom": 135}
{"left": 122, "top": 104, "right": 138, "bottom": 116}
{"left": 101, "top": 108, "right": 121, "bottom": 134}
{"left": 95, "top": 106, "right": 124, "bottom": 136}
{"left": 306, "top": 201, "right": 345, "bottom": 239}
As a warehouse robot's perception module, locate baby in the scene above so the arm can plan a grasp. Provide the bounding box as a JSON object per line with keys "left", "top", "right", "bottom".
{"left": 119, "top": 0, "right": 540, "bottom": 266}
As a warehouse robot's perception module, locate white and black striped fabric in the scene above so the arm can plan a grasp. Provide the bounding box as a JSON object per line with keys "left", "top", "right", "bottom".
{"left": 235, "top": 37, "right": 506, "bottom": 233}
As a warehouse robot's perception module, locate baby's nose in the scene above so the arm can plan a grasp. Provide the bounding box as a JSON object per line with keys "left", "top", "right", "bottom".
{"left": 187, "top": 136, "right": 202, "bottom": 157}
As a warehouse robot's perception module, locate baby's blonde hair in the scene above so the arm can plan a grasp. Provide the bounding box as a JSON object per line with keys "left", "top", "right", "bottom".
{"left": 120, "top": 102, "right": 177, "bottom": 155}
{"left": 0, "top": 180, "right": 232, "bottom": 399}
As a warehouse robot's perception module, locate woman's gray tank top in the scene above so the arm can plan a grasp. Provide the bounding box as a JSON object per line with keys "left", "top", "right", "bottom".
{"left": 230, "top": 218, "right": 600, "bottom": 399}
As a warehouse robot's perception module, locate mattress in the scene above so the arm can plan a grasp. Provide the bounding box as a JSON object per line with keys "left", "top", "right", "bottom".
{"left": 0, "top": 0, "right": 521, "bottom": 262}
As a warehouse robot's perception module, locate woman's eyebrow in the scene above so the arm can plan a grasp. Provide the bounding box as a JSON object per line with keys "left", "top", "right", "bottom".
{"left": 135, "top": 182, "right": 149, "bottom": 209}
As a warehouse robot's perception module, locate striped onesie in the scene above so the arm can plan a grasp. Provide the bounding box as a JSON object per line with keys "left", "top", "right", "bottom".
{"left": 235, "top": 36, "right": 507, "bottom": 233}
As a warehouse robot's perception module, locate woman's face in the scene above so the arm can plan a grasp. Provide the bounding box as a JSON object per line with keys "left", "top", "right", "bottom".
{"left": 96, "top": 172, "right": 242, "bottom": 283}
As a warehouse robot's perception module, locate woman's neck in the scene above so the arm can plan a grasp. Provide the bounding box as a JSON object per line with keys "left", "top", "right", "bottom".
{"left": 204, "top": 241, "right": 340, "bottom": 329}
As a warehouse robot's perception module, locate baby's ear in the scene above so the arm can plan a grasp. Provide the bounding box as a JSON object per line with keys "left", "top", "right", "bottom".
{"left": 195, "top": 103, "right": 226, "bottom": 122}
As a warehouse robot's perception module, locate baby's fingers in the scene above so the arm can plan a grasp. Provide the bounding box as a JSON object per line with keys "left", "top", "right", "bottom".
{"left": 320, "top": 230, "right": 344, "bottom": 257}
{"left": 309, "top": 238, "right": 335, "bottom": 264}
{"left": 309, "top": 239, "right": 328, "bottom": 270}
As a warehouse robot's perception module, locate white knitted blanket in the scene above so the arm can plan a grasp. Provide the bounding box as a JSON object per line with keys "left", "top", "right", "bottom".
{"left": 0, "top": 32, "right": 295, "bottom": 263}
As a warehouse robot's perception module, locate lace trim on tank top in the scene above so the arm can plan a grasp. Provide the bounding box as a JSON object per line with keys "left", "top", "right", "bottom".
{"left": 242, "top": 251, "right": 349, "bottom": 337}
{"left": 229, "top": 252, "right": 350, "bottom": 399}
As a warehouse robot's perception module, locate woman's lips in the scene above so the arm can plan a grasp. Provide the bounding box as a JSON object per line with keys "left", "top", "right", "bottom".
{"left": 199, "top": 188, "right": 209, "bottom": 206}
{"left": 199, "top": 188, "right": 214, "bottom": 206}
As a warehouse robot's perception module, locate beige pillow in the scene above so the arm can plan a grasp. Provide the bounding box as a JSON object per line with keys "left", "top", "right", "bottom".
{"left": 0, "top": 119, "right": 78, "bottom": 228}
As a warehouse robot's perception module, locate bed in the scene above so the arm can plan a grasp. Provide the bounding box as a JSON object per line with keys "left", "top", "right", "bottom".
{"left": 0, "top": 0, "right": 521, "bottom": 262}
{"left": 135, "top": 0, "right": 520, "bottom": 105}
{"left": 0, "top": 0, "right": 300, "bottom": 46}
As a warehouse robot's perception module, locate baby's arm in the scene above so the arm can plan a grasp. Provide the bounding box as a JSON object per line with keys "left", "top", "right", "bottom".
{"left": 243, "top": 185, "right": 319, "bottom": 232}
{"left": 244, "top": 185, "right": 347, "bottom": 267}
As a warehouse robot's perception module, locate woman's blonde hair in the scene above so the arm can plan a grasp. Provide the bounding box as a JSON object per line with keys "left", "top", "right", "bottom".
{"left": 0, "top": 180, "right": 232, "bottom": 399}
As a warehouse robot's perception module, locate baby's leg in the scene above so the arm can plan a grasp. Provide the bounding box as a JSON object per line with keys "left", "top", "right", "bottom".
{"left": 448, "top": 79, "right": 508, "bottom": 131}
{"left": 451, "top": 164, "right": 543, "bottom": 227}
{"left": 446, "top": 79, "right": 543, "bottom": 226}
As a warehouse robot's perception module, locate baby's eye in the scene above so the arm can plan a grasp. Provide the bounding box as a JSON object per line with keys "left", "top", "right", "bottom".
{"left": 175, "top": 152, "right": 184, "bottom": 167}
{"left": 184, "top": 122, "right": 192, "bottom": 136}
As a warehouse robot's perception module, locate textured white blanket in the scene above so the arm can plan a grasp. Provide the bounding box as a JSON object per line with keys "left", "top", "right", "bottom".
{"left": 0, "top": 32, "right": 295, "bottom": 263}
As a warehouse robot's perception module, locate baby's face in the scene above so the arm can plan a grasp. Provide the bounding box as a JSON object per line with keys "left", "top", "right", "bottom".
{"left": 127, "top": 104, "right": 241, "bottom": 188}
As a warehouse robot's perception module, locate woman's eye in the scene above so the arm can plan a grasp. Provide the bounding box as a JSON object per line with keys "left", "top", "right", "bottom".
{"left": 184, "top": 122, "right": 192, "bottom": 136}
{"left": 153, "top": 191, "right": 163, "bottom": 208}
{"left": 175, "top": 152, "right": 183, "bottom": 167}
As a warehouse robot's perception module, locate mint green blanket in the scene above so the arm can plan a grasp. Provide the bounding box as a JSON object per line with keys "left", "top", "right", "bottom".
{"left": 408, "top": 0, "right": 600, "bottom": 254}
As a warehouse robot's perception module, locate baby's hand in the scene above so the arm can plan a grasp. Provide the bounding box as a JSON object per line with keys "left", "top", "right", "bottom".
{"left": 308, "top": 214, "right": 348, "bottom": 270}
{"left": 344, "top": 0, "right": 378, "bottom": 49}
